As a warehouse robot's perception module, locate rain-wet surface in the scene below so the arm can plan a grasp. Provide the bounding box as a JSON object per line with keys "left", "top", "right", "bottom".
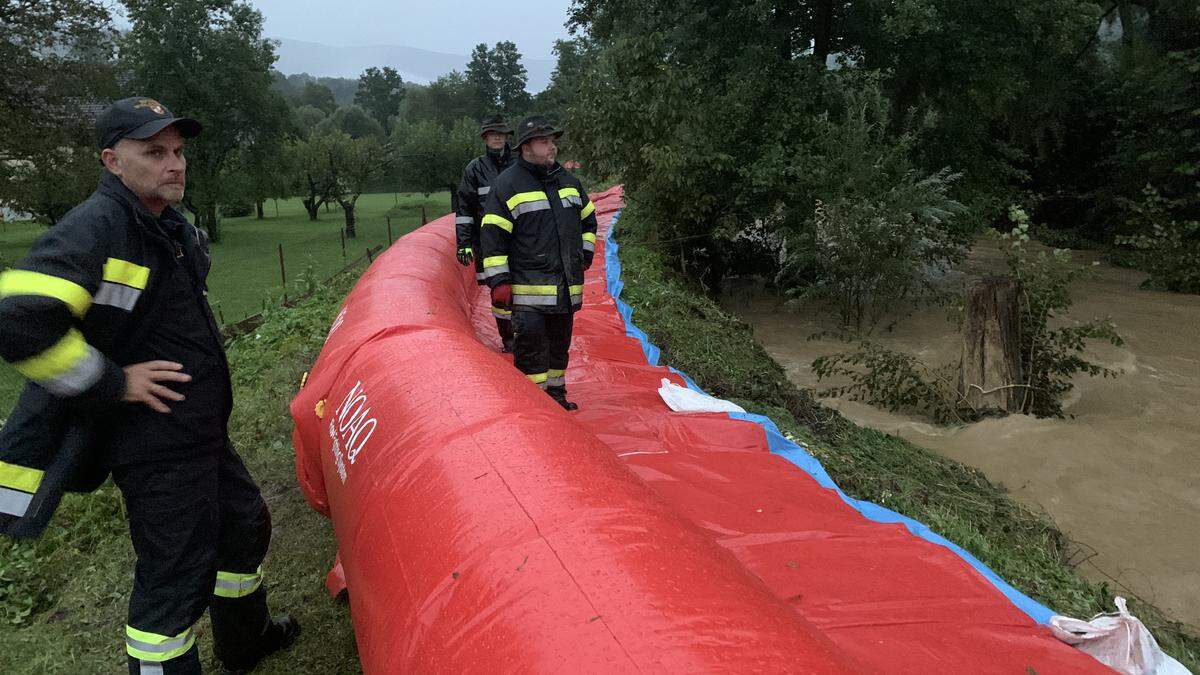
{"left": 733, "top": 238, "right": 1200, "bottom": 628}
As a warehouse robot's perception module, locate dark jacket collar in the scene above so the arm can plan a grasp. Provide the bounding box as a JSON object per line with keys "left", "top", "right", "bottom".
{"left": 516, "top": 156, "right": 563, "bottom": 182}
{"left": 97, "top": 171, "right": 189, "bottom": 228}
{"left": 486, "top": 144, "right": 513, "bottom": 169}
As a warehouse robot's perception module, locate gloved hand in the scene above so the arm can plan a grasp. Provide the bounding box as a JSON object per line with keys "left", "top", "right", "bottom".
{"left": 456, "top": 247, "right": 474, "bottom": 266}
{"left": 491, "top": 283, "right": 512, "bottom": 309}
{"left": 583, "top": 251, "right": 594, "bottom": 271}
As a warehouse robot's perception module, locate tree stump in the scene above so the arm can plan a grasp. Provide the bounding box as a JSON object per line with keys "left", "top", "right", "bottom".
{"left": 958, "top": 276, "right": 1025, "bottom": 414}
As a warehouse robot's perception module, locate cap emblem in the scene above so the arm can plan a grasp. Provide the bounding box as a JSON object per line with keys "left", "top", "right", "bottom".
{"left": 134, "top": 98, "right": 167, "bottom": 115}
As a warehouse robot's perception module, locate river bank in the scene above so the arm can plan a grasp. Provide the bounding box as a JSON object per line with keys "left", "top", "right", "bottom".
{"left": 735, "top": 236, "right": 1200, "bottom": 631}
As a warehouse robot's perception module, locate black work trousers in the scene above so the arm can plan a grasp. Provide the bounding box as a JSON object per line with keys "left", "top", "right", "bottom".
{"left": 113, "top": 444, "right": 273, "bottom": 674}
{"left": 512, "top": 309, "right": 574, "bottom": 396}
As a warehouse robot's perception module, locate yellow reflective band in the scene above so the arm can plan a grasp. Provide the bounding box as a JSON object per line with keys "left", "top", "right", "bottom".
{"left": 582, "top": 232, "right": 596, "bottom": 244}
{"left": 482, "top": 255, "right": 509, "bottom": 269}
{"left": 15, "top": 328, "right": 88, "bottom": 380}
{"left": 125, "top": 625, "right": 196, "bottom": 662}
{"left": 580, "top": 201, "right": 596, "bottom": 220}
{"left": 0, "top": 460, "right": 44, "bottom": 494}
{"left": 506, "top": 191, "right": 549, "bottom": 211}
{"left": 214, "top": 567, "right": 264, "bottom": 598}
{"left": 526, "top": 372, "right": 549, "bottom": 384}
{"left": 569, "top": 285, "right": 584, "bottom": 296}
{"left": 482, "top": 213, "right": 513, "bottom": 233}
{"left": 103, "top": 258, "right": 150, "bottom": 290}
{"left": 558, "top": 187, "right": 580, "bottom": 199}
{"left": 512, "top": 284, "right": 558, "bottom": 295}
{"left": 548, "top": 369, "right": 566, "bottom": 378}
{"left": 0, "top": 269, "right": 92, "bottom": 318}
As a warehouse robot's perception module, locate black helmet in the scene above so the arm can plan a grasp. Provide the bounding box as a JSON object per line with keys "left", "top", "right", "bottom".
{"left": 513, "top": 115, "right": 562, "bottom": 147}
{"left": 479, "top": 114, "right": 513, "bottom": 138}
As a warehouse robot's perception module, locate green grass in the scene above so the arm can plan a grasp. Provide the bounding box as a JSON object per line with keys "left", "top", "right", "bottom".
{"left": 204, "top": 192, "right": 449, "bottom": 325}
{"left": 0, "top": 192, "right": 451, "bottom": 415}
{"left": 0, "top": 266, "right": 363, "bottom": 673}
{"left": 612, "top": 204, "right": 1200, "bottom": 671}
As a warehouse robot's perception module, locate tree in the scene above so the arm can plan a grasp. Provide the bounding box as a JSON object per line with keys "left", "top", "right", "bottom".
{"left": 299, "top": 81, "right": 337, "bottom": 113}
{"left": 231, "top": 93, "right": 292, "bottom": 219}
{"left": 491, "top": 41, "right": 532, "bottom": 116}
{"left": 465, "top": 43, "right": 497, "bottom": 118}
{"left": 402, "top": 72, "right": 476, "bottom": 129}
{"left": 122, "top": 0, "right": 281, "bottom": 243}
{"left": 1, "top": 0, "right": 115, "bottom": 163}
{"left": 327, "top": 133, "right": 390, "bottom": 238}
{"left": 293, "top": 104, "right": 327, "bottom": 133}
{"left": 0, "top": 142, "right": 100, "bottom": 225}
{"left": 393, "top": 118, "right": 476, "bottom": 197}
{"left": 288, "top": 132, "right": 338, "bottom": 221}
{"left": 463, "top": 41, "right": 532, "bottom": 119}
{"left": 536, "top": 39, "right": 588, "bottom": 122}
{"left": 315, "top": 105, "right": 384, "bottom": 139}
{"left": 354, "top": 66, "right": 406, "bottom": 130}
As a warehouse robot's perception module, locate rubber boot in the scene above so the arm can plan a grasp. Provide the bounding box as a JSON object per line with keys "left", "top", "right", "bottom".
{"left": 547, "top": 387, "right": 578, "bottom": 411}
{"left": 217, "top": 615, "right": 300, "bottom": 674}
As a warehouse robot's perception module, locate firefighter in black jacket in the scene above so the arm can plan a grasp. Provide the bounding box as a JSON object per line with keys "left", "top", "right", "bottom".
{"left": 455, "top": 115, "right": 516, "bottom": 351}
{"left": 0, "top": 98, "right": 297, "bottom": 674}
{"left": 480, "top": 116, "right": 599, "bottom": 410}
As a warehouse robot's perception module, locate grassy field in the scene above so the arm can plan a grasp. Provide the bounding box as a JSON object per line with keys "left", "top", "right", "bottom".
{"left": 0, "top": 191, "right": 451, "bottom": 415}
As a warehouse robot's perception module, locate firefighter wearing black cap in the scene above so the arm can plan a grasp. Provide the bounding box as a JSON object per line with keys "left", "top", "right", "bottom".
{"left": 455, "top": 115, "right": 516, "bottom": 350}
{"left": 479, "top": 116, "right": 599, "bottom": 410}
{"left": 0, "top": 97, "right": 297, "bottom": 674}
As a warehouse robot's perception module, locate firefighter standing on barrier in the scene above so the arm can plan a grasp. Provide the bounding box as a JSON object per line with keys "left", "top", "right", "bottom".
{"left": 455, "top": 115, "right": 516, "bottom": 351}
{"left": 0, "top": 97, "right": 297, "bottom": 674}
{"left": 479, "top": 116, "right": 598, "bottom": 410}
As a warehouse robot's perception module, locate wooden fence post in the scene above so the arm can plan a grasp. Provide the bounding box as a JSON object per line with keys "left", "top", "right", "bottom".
{"left": 278, "top": 243, "right": 288, "bottom": 305}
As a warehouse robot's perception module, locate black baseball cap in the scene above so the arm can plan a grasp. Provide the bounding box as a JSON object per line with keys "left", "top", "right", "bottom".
{"left": 513, "top": 115, "right": 562, "bottom": 147}
{"left": 96, "top": 97, "right": 202, "bottom": 150}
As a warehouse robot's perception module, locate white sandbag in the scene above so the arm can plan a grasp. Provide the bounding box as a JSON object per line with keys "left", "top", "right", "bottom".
{"left": 657, "top": 378, "right": 746, "bottom": 414}
{"left": 1050, "top": 597, "right": 1191, "bottom": 675}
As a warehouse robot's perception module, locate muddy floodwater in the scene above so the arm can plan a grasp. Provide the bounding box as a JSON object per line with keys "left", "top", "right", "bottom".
{"left": 733, "top": 239, "right": 1200, "bottom": 629}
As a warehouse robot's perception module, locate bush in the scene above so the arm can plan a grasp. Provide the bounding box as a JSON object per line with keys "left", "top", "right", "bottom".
{"left": 812, "top": 338, "right": 970, "bottom": 423}
{"left": 778, "top": 85, "right": 969, "bottom": 333}
{"left": 220, "top": 201, "right": 254, "bottom": 218}
{"left": 1001, "top": 207, "right": 1124, "bottom": 417}
{"left": 1115, "top": 186, "right": 1200, "bottom": 293}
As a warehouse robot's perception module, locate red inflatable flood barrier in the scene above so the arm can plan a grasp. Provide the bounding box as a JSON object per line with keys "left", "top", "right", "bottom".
{"left": 290, "top": 187, "right": 1110, "bottom": 673}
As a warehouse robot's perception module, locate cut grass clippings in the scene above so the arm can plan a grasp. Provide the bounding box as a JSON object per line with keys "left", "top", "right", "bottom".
{"left": 612, "top": 203, "right": 1199, "bottom": 671}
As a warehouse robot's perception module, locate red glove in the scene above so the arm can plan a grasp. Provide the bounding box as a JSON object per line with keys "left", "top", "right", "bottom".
{"left": 491, "top": 283, "right": 512, "bottom": 309}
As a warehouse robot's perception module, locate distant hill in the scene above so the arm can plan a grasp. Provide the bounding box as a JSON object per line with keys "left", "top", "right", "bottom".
{"left": 273, "top": 37, "right": 555, "bottom": 92}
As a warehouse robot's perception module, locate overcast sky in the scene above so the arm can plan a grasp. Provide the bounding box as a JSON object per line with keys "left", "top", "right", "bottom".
{"left": 239, "top": 0, "right": 574, "bottom": 57}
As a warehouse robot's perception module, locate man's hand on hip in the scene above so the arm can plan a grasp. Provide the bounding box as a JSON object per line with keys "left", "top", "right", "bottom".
{"left": 123, "top": 360, "right": 191, "bottom": 414}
